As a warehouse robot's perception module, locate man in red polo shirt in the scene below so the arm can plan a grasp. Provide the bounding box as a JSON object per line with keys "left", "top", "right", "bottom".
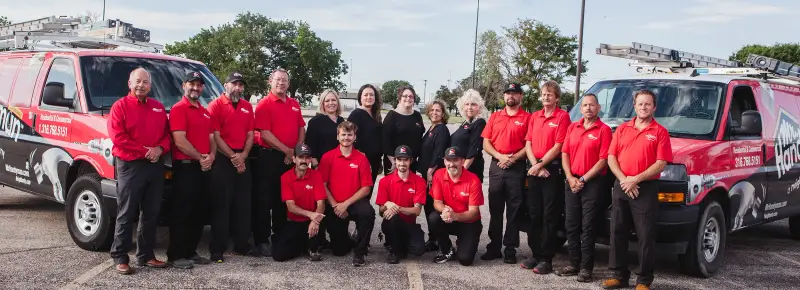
{"left": 273, "top": 143, "right": 326, "bottom": 262}
{"left": 376, "top": 145, "right": 427, "bottom": 264}
{"left": 166, "top": 71, "right": 215, "bottom": 269}
{"left": 252, "top": 68, "right": 306, "bottom": 257}
{"left": 108, "top": 68, "right": 171, "bottom": 275}
{"left": 602, "top": 89, "right": 672, "bottom": 290}
{"left": 318, "top": 121, "right": 375, "bottom": 267}
{"left": 428, "top": 146, "right": 484, "bottom": 266}
{"left": 208, "top": 72, "right": 257, "bottom": 262}
{"left": 480, "top": 82, "right": 529, "bottom": 264}
{"left": 554, "top": 93, "right": 612, "bottom": 282}
{"left": 522, "top": 80, "right": 572, "bottom": 274}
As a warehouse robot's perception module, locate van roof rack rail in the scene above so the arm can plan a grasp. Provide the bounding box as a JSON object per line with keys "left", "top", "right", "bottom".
{"left": 0, "top": 16, "right": 163, "bottom": 53}
{"left": 597, "top": 41, "right": 800, "bottom": 85}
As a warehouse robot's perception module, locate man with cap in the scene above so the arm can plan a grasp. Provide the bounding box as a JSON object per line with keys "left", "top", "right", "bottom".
{"left": 376, "top": 145, "right": 427, "bottom": 264}
{"left": 272, "top": 143, "right": 326, "bottom": 262}
{"left": 428, "top": 146, "right": 485, "bottom": 266}
{"left": 166, "top": 71, "right": 215, "bottom": 269}
{"left": 318, "top": 121, "right": 375, "bottom": 267}
{"left": 479, "top": 82, "right": 529, "bottom": 263}
{"left": 207, "top": 71, "right": 257, "bottom": 262}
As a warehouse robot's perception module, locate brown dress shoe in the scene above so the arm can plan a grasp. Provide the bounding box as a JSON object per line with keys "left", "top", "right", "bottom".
{"left": 635, "top": 284, "right": 651, "bottom": 290}
{"left": 601, "top": 278, "right": 629, "bottom": 289}
{"left": 138, "top": 259, "right": 168, "bottom": 268}
{"left": 115, "top": 264, "right": 133, "bottom": 275}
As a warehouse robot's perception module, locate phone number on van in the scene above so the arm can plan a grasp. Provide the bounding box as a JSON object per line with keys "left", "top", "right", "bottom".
{"left": 38, "top": 124, "right": 68, "bottom": 137}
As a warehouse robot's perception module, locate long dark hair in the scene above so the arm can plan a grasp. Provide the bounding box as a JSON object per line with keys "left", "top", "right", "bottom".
{"left": 357, "top": 84, "right": 382, "bottom": 124}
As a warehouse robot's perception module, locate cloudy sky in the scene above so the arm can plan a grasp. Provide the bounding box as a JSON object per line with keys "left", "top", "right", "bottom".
{"left": 3, "top": 0, "right": 798, "bottom": 101}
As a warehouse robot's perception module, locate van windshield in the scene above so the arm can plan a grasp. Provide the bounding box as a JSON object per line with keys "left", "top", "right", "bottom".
{"left": 79, "top": 56, "right": 222, "bottom": 111}
{"left": 570, "top": 79, "right": 726, "bottom": 140}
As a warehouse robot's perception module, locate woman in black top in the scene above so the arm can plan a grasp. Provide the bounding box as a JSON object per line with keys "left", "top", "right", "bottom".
{"left": 418, "top": 99, "right": 451, "bottom": 251}
{"left": 450, "top": 89, "right": 487, "bottom": 182}
{"left": 306, "top": 89, "right": 344, "bottom": 167}
{"left": 347, "top": 84, "right": 383, "bottom": 183}
{"left": 382, "top": 85, "right": 425, "bottom": 173}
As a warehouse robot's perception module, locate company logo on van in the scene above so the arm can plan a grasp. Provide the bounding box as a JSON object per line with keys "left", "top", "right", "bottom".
{"left": 774, "top": 108, "right": 800, "bottom": 179}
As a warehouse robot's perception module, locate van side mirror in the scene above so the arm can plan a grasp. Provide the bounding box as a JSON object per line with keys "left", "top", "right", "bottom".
{"left": 732, "top": 110, "right": 761, "bottom": 136}
{"left": 42, "top": 82, "right": 73, "bottom": 108}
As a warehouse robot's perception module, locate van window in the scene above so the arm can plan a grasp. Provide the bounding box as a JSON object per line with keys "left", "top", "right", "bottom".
{"left": 0, "top": 58, "right": 22, "bottom": 104}
{"left": 41, "top": 58, "right": 78, "bottom": 106}
{"left": 9, "top": 57, "right": 44, "bottom": 108}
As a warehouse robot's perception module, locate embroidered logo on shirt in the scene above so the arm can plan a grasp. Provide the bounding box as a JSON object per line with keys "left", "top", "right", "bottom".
{"left": 408, "top": 188, "right": 416, "bottom": 193}
{"left": 587, "top": 134, "right": 598, "bottom": 140}
{"left": 240, "top": 108, "right": 250, "bottom": 113}
{"left": 305, "top": 184, "right": 313, "bottom": 190}
{"left": 349, "top": 163, "right": 358, "bottom": 168}
{"left": 292, "top": 107, "right": 300, "bottom": 112}
{"left": 646, "top": 134, "right": 657, "bottom": 141}
{"left": 514, "top": 121, "right": 524, "bottom": 126}
{"left": 463, "top": 125, "right": 469, "bottom": 129}
{"left": 459, "top": 191, "right": 469, "bottom": 197}
{"left": 204, "top": 114, "right": 210, "bottom": 119}
{"left": 152, "top": 108, "right": 163, "bottom": 112}
{"left": 548, "top": 122, "right": 558, "bottom": 128}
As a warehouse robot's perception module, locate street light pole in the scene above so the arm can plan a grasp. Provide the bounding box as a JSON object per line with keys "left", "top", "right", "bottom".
{"left": 574, "top": 0, "right": 586, "bottom": 105}
{"left": 472, "top": 0, "right": 480, "bottom": 88}
{"left": 102, "top": 0, "right": 106, "bottom": 21}
{"left": 349, "top": 58, "right": 353, "bottom": 89}
{"left": 423, "top": 79, "right": 428, "bottom": 104}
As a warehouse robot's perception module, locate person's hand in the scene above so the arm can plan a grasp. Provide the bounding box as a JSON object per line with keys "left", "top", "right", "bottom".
{"left": 235, "top": 163, "right": 246, "bottom": 174}
{"left": 334, "top": 201, "right": 350, "bottom": 219}
{"left": 441, "top": 206, "right": 453, "bottom": 223}
{"left": 567, "top": 176, "right": 579, "bottom": 192}
{"left": 537, "top": 168, "right": 550, "bottom": 178}
{"left": 308, "top": 212, "right": 325, "bottom": 224}
{"left": 200, "top": 154, "right": 214, "bottom": 171}
{"left": 308, "top": 221, "right": 320, "bottom": 237}
{"left": 231, "top": 153, "right": 246, "bottom": 167}
{"left": 620, "top": 176, "right": 639, "bottom": 195}
{"left": 144, "top": 146, "right": 162, "bottom": 162}
{"left": 527, "top": 162, "right": 543, "bottom": 176}
{"left": 573, "top": 180, "right": 584, "bottom": 193}
{"left": 497, "top": 155, "right": 511, "bottom": 169}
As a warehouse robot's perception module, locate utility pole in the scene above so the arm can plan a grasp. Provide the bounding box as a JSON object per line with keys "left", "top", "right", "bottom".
{"left": 574, "top": 0, "right": 586, "bottom": 105}
{"left": 349, "top": 58, "right": 353, "bottom": 89}
{"left": 423, "top": 80, "right": 428, "bottom": 104}
{"left": 102, "top": 0, "right": 106, "bottom": 21}
{"left": 471, "top": 0, "right": 480, "bottom": 89}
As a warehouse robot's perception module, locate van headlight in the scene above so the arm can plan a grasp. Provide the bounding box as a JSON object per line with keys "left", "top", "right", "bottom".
{"left": 660, "top": 164, "right": 688, "bottom": 182}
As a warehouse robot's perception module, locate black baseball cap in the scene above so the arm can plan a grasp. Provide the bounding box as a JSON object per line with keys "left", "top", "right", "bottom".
{"left": 295, "top": 143, "right": 312, "bottom": 157}
{"left": 225, "top": 71, "right": 246, "bottom": 85}
{"left": 184, "top": 71, "right": 205, "bottom": 84}
{"left": 394, "top": 145, "right": 412, "bottom": 159}
{"left": 444, "top": 146, "right": 464, "bottom": 159}
{"left": 503, "top": 82, "right": 523, "bottom": 94}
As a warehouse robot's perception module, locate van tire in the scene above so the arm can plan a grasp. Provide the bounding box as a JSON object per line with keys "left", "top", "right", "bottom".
{"left": 790, "top": 216, "right": 800, "bottom": 240}
{"left": 66, "top": 174, "right": 114, "bottom": 251}
{"left": 678, "top": 201, "right": 727, "bottom": 278}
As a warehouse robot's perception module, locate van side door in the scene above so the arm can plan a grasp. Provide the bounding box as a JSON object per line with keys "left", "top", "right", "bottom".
{"left": 0, "top": 56, "right": 35, "bottom": 189}
{"left": 759, "top": 82, "right": 800, "bottom": 222}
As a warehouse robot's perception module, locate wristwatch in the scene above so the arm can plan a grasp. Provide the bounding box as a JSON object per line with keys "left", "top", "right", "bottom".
{"left": 579, "top": 176, "right": 585, "bottom": 183}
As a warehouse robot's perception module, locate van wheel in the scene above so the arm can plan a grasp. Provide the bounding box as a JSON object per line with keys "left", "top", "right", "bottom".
{"left": 790, "top": 216, "right": 800, "bottom": 240}
{"left": 66, "top": 174, "right": 114, "bottom": 251}
{"left": 678, "top": 201, "right": 727, "bottom": 277}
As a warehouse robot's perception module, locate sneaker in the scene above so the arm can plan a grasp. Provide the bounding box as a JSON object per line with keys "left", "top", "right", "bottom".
{"left": 387, "top": 252, "right": 399, "bottom": 264}
{"left": 308, "top": 251, "right": 323, "bottom": 262}
{"left": 576, "top": 269, "right": 592, "bottom": 283}
{"left": 433, "top": 247, "right": 455, "bottom": 264}
{"left": 257, "top": 243, "right": 272, "bottom": 257}
{"left": 601, "top": 278, "right": 629, "bottom": 289}
{"left": 353, "top": 254, "right": 366, "bottom": 267}
{"left": 424, "top": 240, "right": 439, "bottom": 252}
{"left": 189, "top": 254, "right": 211, "bottom": 265}
{"left": 532, "top": 261, "right": 553, "bottom": 274}
{"left": 555, "top": 265, "right": 579, "bottom": 276}
{"left": 635, "top": 284, "right": 651, "bottom": 290}
{"left": 503, "top": 249, "right": 517, "bottom": 264}
{"left": 480, "top": 251, "right": 502, "bottom": 261}
{"left": 233, "top": 247, "right": 261, "bottom": 257}
{"left": 519, "top": 257, "right": 538, "bottom": 269}
{"left": 210, "top": 253, "right": 224, "bottom": 264}
{"left": 170, "top": 259, "right": 194, "bottom": 269}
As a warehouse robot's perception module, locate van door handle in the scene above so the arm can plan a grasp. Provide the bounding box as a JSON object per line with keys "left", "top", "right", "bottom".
{"left": 30, "top": 112, "right": 37, "bottom": 131}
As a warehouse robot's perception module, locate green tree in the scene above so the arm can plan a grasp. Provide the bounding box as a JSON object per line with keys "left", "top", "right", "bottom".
{"left": 165, "top": 12, "right": 348, "bottom": 105}
{"left": 0, "top": 16, "right": 10, "bottom": 26}
{"left": 729, "top": 43, "right": 800, "bottom": 66}
{"left": 380, "top": 80, "right": 412, "bottom": 107}
{"left": 474, "top": 30, "right": 506, "bottom": 111}
{"left": 434, "top": 85, "right": 458, "bottom": 114}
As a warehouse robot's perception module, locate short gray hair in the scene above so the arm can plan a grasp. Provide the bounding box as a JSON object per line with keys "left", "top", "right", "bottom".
{"left": 456, "top": 89, "right": 487, "bottom": 120}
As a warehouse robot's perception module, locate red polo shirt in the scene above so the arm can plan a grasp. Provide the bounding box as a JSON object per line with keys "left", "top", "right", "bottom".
{"left": 376, "top": 171, "right": 427, "bottom": 223}
{"left": 254, "top": 92, "right": 305, "bottom": 149}
{"left": 562, "top": 118, "right": 612, "bottom": 176}
{"left": 208, "top": 94, "right": 254, "bottom": 150}
{"left": 525, "top": 107, "right": 571, "bottom": 160}
{"left": 609, "top": 118, "right": 673, "bottom": 179}
{"left": 481, "top": 108, "right": 531, "bottom": 155}
{"left": 318, "top": 147, "right": 373, "bottom": 203}
{"left": 169, "top": 96, "right": 213, "bottom": 160}
{"left": 107, "top": 93, "right": 171, "bottom": 161}
{"left": 281, "top": 168, "right": 326, "bottom": 222}
{"left": 431, "top": 169, "right": 484, "bottom": 223}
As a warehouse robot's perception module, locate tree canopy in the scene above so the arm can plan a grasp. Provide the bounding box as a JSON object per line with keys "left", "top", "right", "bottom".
{"left": 0, "top": 16, "right": 10, "bottom": 26}
{"left": 380, "top": 80, "right": 414, "bottom": 107}
{"left": 730, "top": 43, "right": 800, "bottom": 66}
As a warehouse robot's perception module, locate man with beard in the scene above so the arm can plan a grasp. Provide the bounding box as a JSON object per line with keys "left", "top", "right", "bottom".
{"left": 318, "top": 121, "right": 375, "bottom": 267}
{"left": 207, "top": 72, "right": 257, "bottom": 262}
{"left": 376, "top": 145, "right": 427, "bottom": 264}
{"left": 166, "top": 71, "right": 215, "bottom": 269}
{"left": 480, "top": 83, "right": 530, "bottom": 264}
{"left": 252, "top": 68, "right": 306, "bottom": 257}
{"left": 273, "top": 143, "right": 326, "bottom": 262}
{"left": 428, "top": 146, "right": 484, "bottom": 266}
{"left": 108, "top": 68, "right": 171, "bottom": 275}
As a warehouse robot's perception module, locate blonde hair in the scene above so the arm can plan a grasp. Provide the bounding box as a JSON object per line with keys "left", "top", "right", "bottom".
{"left": 317, "top": 89, "right": 342, "bottom": 116}
{"left": 456, "top": 89, "right": 487, "bottom": 120}
{"left": 425, "top": 99, "right": 449, "bottom": 124}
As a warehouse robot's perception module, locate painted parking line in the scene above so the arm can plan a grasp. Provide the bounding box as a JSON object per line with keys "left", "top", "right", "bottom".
{"left": 406, "top": 260, "right": 424, "bottom": 290}
{"left": 59, "top": 258, "right": 114, "bottom": 290}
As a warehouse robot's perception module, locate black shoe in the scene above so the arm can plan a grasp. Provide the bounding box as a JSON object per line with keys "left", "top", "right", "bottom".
{"left": 576, "top": 269, "right": 592, "bottom": 282}
{"left": 257, "top": 243, "right": 272, "bottom": 257}
{"left": 353, "top": 254, "right": 366, "bottom": 267}
{"left": 320, "top": 239, "right": 331, "bottom": 251}
{"left": 519, "top": 257, "right": 538, "bottom": 269}
{"left": 309, "top": 251, "right": 323, "bottom": 262}
{"left": 480, "top": 251, "right": 502, "bottom": 261}
{"left": 189, "top": 255, "right": 211, "bottom": 265}
{"left": 555, "top": 265, "right": 579, "bottom": 276}
{"left": 210, "top": 253, "right": 224, "bottom": 264}
{"left": 503, "top": 249, "right": 517, "bottom": 264}
{"left": 424, "top": 240, "right": 439, "bottom": 252}
{"left": 532, "top": 261, "right": 553, "bottom": 275}
{"left": 433, "top": 247, "right": 455, "bottom": 264}
{"left": 387, "top": 253, "right": 399, "bottom": 264}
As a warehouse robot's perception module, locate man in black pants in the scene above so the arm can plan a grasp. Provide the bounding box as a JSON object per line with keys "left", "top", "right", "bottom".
{"left": 554, "top": 94, "right": 612, "bottom": 282}
{"left": 273, "top": 144, "right": 326, "bottom": 262}
{"left": 602, "top": 90, "right": 672, "bottom": 290}
{"left": 207, "top": 72, "right": 256, "bottom": 262}
{"left": 252, "top": 69, "right": 306, "bottom": 257}
{"left": 167, "top": 71, "right": 216, "bottom": 269}
{"left": 429, "top": 147, "right": 484, "bottom": 266}
{"left": 318, "top": 121, "right": 375, "bottom": 266}
{"left": 376, "top": 145, "right": 427, "bottom": 264}
{"left": 107, "top": 68, "right": 171, "bottom": 275}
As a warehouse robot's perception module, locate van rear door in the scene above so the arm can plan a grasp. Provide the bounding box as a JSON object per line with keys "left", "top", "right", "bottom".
{"left": 0, "top": 55, "right": 34, "bottom": 189}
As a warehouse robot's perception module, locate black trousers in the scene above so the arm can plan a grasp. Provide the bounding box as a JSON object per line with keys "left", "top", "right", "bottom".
{"left": 526, "top": 162, "right": 565, "bottom": 262}
{"left": 272, "top": 220, "right": 323, "bottom": 261}
{"left": 325, "top": 199, "right": 375, "bottom": 256}
{"left": 167, "top": 161, "right": 211, "bottom": 261}
{"left": 381, "top": 215, "right": 425, "bottom": 257}
{"left": 110, "top": 158, "right": 165, "bottom": 265}
{"left": 428, "top": 211, "right": 482, "bottom": 266}
{"left": 252, "top": 147, "right": 292, "bottom": 245}
{"left": 210, "top": 151, "right": 252, "bottom": 255}
{"left": 609, "top": 179, "right": 659, "bottom": 285}
{"left": 565, "top": 176, "right": 604, "bottom": 271}
{"left": 419, "top": 171, "right": 437, "bottom": 241}
{"left": 486, "top": 159, "right": 524, "bottom": 254}
{"left": 367, "top": 153, "right": 382, "bottom": 186}
{"left": 467, "top": 156, "right": 485, "bottom": 183}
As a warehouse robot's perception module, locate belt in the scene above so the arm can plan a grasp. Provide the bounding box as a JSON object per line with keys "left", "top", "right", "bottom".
{"left": 177, "top": 159, "right": 199, "bottom": 164}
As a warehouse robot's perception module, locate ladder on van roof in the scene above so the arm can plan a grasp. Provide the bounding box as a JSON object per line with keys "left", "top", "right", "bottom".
{"left": 597, "top": 41, "right": 800, "bottom": 84}
{"left": 0, "top": 16, "right": 163, "bottom": 53}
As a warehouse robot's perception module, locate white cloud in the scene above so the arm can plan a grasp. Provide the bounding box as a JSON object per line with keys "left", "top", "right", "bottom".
{"left": 350, "top": 42, "right": 388, "bottom": 47}
{"left": 283, "top": 3, "right": 436, "bottom": 32}
{"left": 642, "top": 0, "right": 784, "bottom": 30}
{"left": 406, "top": 42, "right": 426, "bottom": 47}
